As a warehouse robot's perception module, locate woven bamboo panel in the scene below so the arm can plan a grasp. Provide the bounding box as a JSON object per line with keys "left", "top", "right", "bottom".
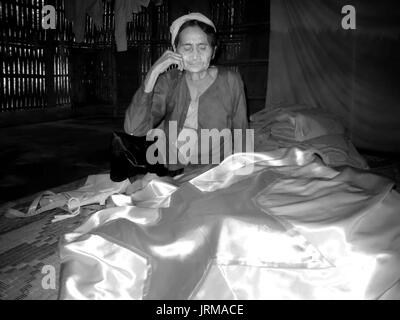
{"left": 1, "top": 43, "right": 46, "bottom": 111}
{"left": 0, "top": 0, "right": 116, "bottom": 112}
{"left": 54, "top": 46, "right": 70, "bottom": 106}
{"left": 1, "top": 0, "right": 268, "bottom": 113}
{"left": 1, "top": 0, "right": 47, "bottom": 112}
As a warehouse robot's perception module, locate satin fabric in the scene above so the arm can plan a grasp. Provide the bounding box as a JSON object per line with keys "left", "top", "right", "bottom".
{"left": 59, "top": 148, "right": 400, "bottom": 299}
{"left": 250, "top": 106, "right": 368, "bottom": 169}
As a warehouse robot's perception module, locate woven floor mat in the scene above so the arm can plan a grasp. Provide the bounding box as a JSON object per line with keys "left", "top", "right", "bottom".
{"left": 0, "top": 178, "right": 104, "bottom": 300}
{"left": 0, "top": 205, "right": 103, "bottom": 300}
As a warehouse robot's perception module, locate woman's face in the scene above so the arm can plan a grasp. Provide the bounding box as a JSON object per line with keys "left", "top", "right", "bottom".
{"left": 176, "top": 26, "right": 214, "bottom": 74}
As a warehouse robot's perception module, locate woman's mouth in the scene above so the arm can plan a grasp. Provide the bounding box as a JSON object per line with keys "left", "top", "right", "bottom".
{"left": 186, "top": 62, "right": 202, "bottom": 67}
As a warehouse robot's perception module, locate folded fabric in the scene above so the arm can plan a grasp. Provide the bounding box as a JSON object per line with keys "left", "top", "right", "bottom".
{"left": 309, "top": 135, "right": 369, "bottom": 169}
{"left": 6, "top": 190, "right": 68, "bottom": 218}
{"left": 253, "top": 134, "right": 368, "bottom": 170}
{"left": 111, "top": 173, "right": 178, "bottom": 208}
{"left": 270, "top": 110, "right": 345, "bottom": 142}
{"left": 250, "top": 106, "right": 367, "bottom": 169}
{"left": 6, "top": 174, "right": 131, "bottom": 223}
{"left": 59, "top": 149, "right": 400, "bottom": 299}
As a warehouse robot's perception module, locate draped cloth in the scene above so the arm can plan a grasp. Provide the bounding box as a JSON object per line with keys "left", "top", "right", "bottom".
{"left": 114, "top": 0, "right": 151, "bottom": 52}
{"left": 266, "top": 0, "right": 400, "bottom": 152}
{"left": 65, "top": 0, "right": 104, "bottom": 43}
{"left": 58, "top": 148, "right": 400, "bottom": 299}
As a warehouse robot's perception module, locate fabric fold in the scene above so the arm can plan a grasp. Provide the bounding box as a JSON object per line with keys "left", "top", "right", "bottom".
{"left": 58, "top": 148, "right": 400, "bottom": 300}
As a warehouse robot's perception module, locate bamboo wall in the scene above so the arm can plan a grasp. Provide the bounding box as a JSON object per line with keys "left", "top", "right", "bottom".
{"left": 0, "top": 0, "right": 115, "bottom": 112}
{"left": 1, "top": 0, "right": 269, "bottom": 116}
{"left": 1, "top": 0, "right": 48, "bottom": 112}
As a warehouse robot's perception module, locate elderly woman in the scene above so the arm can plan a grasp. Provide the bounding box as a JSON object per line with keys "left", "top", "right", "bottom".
{"left": 124, "top": 13, "right": 248, "bottom": 171}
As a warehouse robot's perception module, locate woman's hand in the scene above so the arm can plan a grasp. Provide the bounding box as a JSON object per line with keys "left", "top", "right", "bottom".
{"left": 144, "top": 50, "right": 184, "bottom": 93}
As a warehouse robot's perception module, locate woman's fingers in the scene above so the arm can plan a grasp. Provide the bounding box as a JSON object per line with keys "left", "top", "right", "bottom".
{"left": 173, "top": 53, "right": 184, "bottom": 71}
{"left": 173, "top": 54, "right": 184, "bottom": 71}
{"left": 158, "top": 55, "right": 183, "bottom": 72}
{"left": 164, "top": 50, "right": 182, "bottom": 58}
{"left": 160, "top": 50, "right": 181, "bottom": 63}
{"left": 169, "top": 52, "right": 184, "bottom": 61}
{"left": 144, "top": 50, "right": 184, "bottom": 92}
{"left": 168, "top": 55, "right": 184, "bottom": 71}
{"left": 153, "top": 51, "right": 184, "bottom": 74}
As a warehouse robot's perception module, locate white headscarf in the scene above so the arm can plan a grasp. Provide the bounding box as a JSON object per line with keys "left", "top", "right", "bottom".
{"left": 170, "top": 12, "right": 216, "bottom": 49}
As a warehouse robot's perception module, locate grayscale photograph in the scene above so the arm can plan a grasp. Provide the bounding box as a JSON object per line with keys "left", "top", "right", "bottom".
{"left": 0, "top": 0, "right": 400, "bottom": 305}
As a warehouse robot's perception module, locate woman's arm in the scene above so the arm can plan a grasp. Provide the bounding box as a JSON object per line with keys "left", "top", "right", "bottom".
{"left": 124, "top": 51, "right": 184, "bottom": 136}
{"left": 231, "top": 72, "right": 248, "bottom": 131}
{"left": 228, "top": 71, "right": 250, "bottom": 153}
{"left": 124, "top": 76, "right": 169, "bottom": 136}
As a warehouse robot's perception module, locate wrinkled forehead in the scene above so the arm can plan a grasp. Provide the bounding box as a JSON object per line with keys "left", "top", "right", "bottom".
{"left": 177, "top": 26, "right": 210, "bottom": 46}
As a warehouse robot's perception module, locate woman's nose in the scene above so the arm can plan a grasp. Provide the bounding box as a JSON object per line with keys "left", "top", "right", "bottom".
{"left": 192, "top": 48, "right": 199, "bottom": 60}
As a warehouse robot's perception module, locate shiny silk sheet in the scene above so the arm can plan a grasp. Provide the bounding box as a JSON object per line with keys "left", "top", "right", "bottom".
{"left": 58, "top": 148, "right": 400, "bottom": 299}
